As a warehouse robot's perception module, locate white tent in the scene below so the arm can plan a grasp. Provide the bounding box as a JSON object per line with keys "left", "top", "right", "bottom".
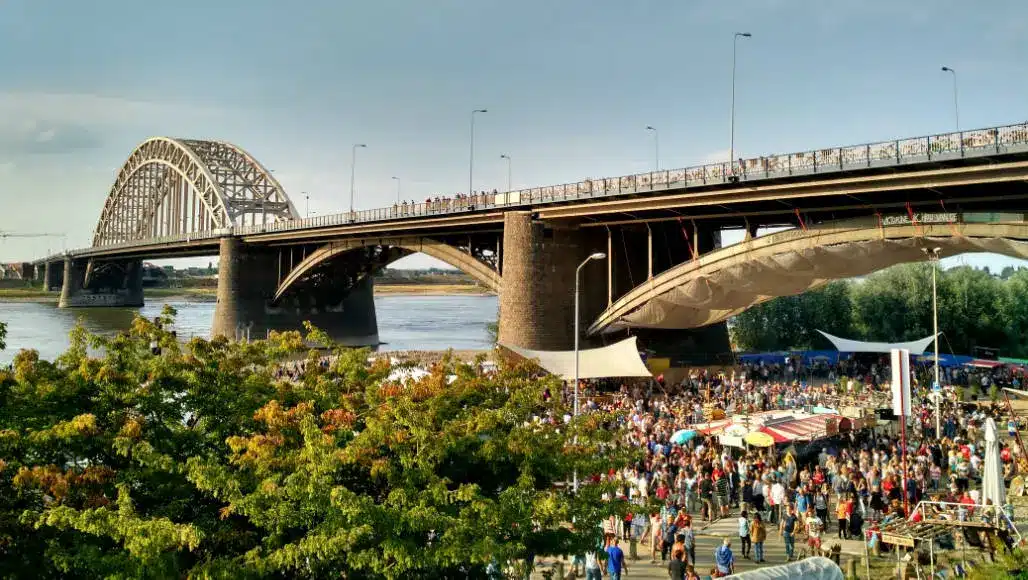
{"left": 727, "top": 556, "right": 843, "bottom": 580}
{"left": 500, "top": 336, "right": 652, "bottom": 380}
{"left": 817, "top": 330, "right": 938, "bottom": 354}
{"left": 982, "top": 417, "right": 1006, "bottom": 507}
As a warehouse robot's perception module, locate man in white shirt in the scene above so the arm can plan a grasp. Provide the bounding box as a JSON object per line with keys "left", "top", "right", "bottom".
{"left": 771, "top": 480, "right": 787, "bottom": 524}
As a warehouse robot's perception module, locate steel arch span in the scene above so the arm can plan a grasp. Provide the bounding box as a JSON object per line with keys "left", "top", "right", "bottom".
{"left": 92, "top": 138, "right": 298, "bottom": 246}
{"left": 587, "top": 215, "right": 1028, "bottom": 335}
{"left": 273, "top": 237, "right": 502, "bottom": 303}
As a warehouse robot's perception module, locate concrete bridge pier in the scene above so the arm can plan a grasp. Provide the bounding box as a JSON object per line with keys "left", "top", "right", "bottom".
{"left": 42, "top": 261, "right": 62, "bottom": 291}
{"left": 211, "top": 237, "right": 379, "bottom": 344}
{"left": 498, "top": 211, "right": 607, "bottom": 351}
{"left": 58, "top": 257, "right": 144, "bottom": 308}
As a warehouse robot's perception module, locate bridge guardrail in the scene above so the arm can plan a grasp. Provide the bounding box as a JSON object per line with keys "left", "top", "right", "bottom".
{"left": 51, "top": 121, "right": 1028, "bottom": 261}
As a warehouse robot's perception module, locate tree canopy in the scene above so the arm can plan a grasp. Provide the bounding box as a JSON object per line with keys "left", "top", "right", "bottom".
{"left": 0, "top": 308, "right": 634, "bottom": 579}
{"left": 730, "top": 263, "right": 1028, "bottom": 357}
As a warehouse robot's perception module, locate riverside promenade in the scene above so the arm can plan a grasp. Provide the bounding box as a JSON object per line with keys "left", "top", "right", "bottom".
{"left": 531, "top": 516, "right": 869, "bottom": 579}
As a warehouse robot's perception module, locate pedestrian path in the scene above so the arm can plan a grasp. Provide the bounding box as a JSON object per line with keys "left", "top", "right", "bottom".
{"left": 532, "top": 516, "right": 870, "bottom": 579}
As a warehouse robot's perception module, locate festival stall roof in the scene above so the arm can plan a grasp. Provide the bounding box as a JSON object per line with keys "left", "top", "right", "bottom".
{"left": 759, "top": 414, "right": 843, "bottom": 443}
{"left": 817, "top": 330, "right": 938, "bottom": 354}
{"left": 966, "top": 358, "right": 1005, "bottom": 369}
{"left": 500, "top": 336, "right": 652, "bottom": 380}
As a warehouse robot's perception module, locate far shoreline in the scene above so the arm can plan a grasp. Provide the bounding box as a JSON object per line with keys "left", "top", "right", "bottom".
{"left": 0, "top": 283, "right": 495, "bottom": 303}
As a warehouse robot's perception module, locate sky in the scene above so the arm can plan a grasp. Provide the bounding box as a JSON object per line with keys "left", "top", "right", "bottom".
{"left": 0, "top": 0, "right": 1025, "bottom": 272}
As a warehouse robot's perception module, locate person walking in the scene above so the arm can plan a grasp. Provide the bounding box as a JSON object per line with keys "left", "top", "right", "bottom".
{"left": 738, "top": 510, "right": 751, "bottom": 559}
{"left": 584, "top": 549, "right": 603, "bottom": 580}
{"left": 714, "top": 538, "right": 735, "bottom": 577}
{"left": 750, "top": 512, "right": 767, "bottom": 563}
{"left": 668, "top": 551, "right": 686, "bottom": 580}
{"left": 606, "top": 538, "right": 628, "bottom": 580}
{"left": 780, "top": 506, "right": 798, "bottom": 562}
{"left": 681, "top": 521, "right": 696, "bottom": 566}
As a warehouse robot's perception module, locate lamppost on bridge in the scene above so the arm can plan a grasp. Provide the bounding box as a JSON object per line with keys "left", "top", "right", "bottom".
{"left": 304, "top": 192, "right": 309, "bottom": 218}
{"left": 573, "top": 251, "right": 606, "bottom": 492}
{"left": 730, "top": 32, "right": 752, "bottom": 172}
{"left": 500, "top": 154, "right": 512, "bottom": 192}
{"left": 941, "top": 66, "right": 960, "bottom": 133}
{"left": 392, "top": 176, "right": 401, "bottom": 203}
{"left": 469, "top": 109, "right": 487, "bottom": 195}
{"left": 349, "top": 143, "right": 367, "bottom": 217}
{"left": 645, "top": 125, "right": 659, "bottom": 171}
{"left": 922, "top": 246, "right": 943, "bottom": 439}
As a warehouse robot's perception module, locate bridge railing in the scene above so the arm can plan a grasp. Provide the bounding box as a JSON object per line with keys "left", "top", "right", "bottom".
{"left": 66, "top": 121, "right": 1028, "bottom": 259}
{"left": 247, "top": 121, "right": 1027, "bottom": 236}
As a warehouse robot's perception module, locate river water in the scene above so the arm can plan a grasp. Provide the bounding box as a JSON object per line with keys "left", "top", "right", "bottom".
{"left": 0, "top": 295, "right": 498, "bottom": 364}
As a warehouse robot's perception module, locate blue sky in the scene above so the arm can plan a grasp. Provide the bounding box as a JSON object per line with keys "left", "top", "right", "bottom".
{"left": 0, "top": 0, "right": 1025, "bottom": 271}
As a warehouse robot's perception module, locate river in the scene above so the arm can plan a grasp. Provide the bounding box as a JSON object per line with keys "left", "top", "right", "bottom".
{"left": 0, "top": 295, "right": 498, "bottom": 364}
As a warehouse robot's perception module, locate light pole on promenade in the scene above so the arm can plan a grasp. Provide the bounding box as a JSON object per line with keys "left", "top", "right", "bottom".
{"left": 469, "top": 109, "right": 487, "bottom": 195}
{"left": 349, "top": 143, "right": 367, "bottom": 216}
{"left": 573, "top": 251, "right": 607, "bottom": 492}
{"left": 941, "top": 66, "right": 960, "bottom": 132}
{"left": 922, "top": 246, "right": 943, "bottom": 438}
{"left": 645, "top": 126, "right": 659, "bottom": 171}
{"left": 500, "top": 154, "right": 512, "bottom": 192}
{"left": 730, "top": 32, "right": 752, "bottom": 170}
{"left": 304, "top": 192, "right": 309, "bottom": 218}
{"left": 392, "top": 176, "right": 401, "bottom": 203}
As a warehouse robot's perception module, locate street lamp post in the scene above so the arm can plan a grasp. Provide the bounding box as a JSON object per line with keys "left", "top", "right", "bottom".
{"left": 304, "top": 192, "right": 309, "bottom": 218}
{"left": 469, "top": 109, "right": 487, "bottom": 195}
{"left": 500, "top": 154, "right": 512, "bottom": 192}
{"left": 941, "top": 66, "right": 960, "bottom": 132}
{"left": 645, "top": 126, "right": 659, "bottom": 171}
{"left": 923, "top": 246, "right": 943, "bottom": 438}
{"left": 392, "top": 176, "right": 401, "bottom": 203}
{"left": 730, "top": 32, "right": 752, "bottom": 170}
{"left": 349, "top": 143, "right": 367, "bottom": 217}
{"left": 573, "top": 251, "right": 607, "bottom": 492}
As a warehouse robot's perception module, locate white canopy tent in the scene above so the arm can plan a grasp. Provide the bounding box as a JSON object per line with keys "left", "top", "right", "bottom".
{"left": 500, "top": 336, "right": 653, "bottom": 380}
{"left": 817, "top": 330, "right": 938, "bottom": 354}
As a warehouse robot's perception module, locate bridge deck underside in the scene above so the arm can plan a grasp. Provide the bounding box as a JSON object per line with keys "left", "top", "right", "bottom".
{"left": 590, "top": 221, "right": 1028, "bottom": 334}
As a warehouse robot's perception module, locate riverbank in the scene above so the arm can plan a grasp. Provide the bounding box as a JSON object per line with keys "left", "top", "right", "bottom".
{"left": 0, "top": 284, "right": 493, "bottom": 303}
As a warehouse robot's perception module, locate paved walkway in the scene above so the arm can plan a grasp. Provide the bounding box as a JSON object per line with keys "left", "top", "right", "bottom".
{"left": 531, "top": 516, "right": 869, "bottom": 579}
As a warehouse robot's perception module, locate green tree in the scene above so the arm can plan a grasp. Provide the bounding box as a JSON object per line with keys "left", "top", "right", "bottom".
{"left": 0, "top": 321, "right": 6, "bottom": 351}
{"left": 0, "top": 310, "right": 633, "bottom": 578}
{"left": 731, "top": 281, "right": 853, "bottom": 351}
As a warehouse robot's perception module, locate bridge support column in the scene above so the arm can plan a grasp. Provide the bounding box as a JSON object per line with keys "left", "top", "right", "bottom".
{"left": 212, "top": 237, "right": 379, "bottom": 344}
{"left": 58, "top": 258, "right": 144, "bottom": 308}
{"left": 631, "top": 222, "right": 732, "bottom": 364}
{"left": 498, "top": 211, "right": 606, "bottom": 351}
{"left": 43, "top": 261, "right": 61, "bottom": 292}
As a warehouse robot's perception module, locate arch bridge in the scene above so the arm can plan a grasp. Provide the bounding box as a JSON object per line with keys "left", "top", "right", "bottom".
{"left": 587, "top": 213, "right": 1028, "bottom": 337}
{"left": 26, "top": 121, "right": 1028, "bottom": 356}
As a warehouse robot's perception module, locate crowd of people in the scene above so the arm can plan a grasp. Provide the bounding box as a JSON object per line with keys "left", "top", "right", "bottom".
{"left": 560, "top": 360, "right": 1022, "bottom": 578}
{"left": 391, "top": 190, "right": 498, "bottom": 217}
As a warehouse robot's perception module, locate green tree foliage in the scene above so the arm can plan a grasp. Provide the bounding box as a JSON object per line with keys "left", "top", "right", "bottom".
{"left": 0, "top": 308, "right": 635, "bottom": 578}
{"left": 731, "top": 263, "right": 1028, "bottom": 356}
{"left": 730, "top": 281, "right": 854, "bottom": 351}
{"left": 0, "top": 321, "right": 6, "bottom": 351}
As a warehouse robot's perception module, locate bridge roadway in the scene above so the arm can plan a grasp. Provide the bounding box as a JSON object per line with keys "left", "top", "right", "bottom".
{"left": 22, "top": 121, "right": 1028, "bottom": 362}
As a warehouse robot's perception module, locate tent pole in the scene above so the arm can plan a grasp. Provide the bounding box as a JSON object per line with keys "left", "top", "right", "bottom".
{"left": 929, "top": 539, "right": 935, "bottom": 579}
{"left": 864, "top": 532, "right": 872, "bottom": 580}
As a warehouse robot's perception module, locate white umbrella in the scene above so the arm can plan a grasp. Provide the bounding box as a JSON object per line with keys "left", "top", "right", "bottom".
{"left": 981, "top": 417, "right": 1005, "bottom": 508}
